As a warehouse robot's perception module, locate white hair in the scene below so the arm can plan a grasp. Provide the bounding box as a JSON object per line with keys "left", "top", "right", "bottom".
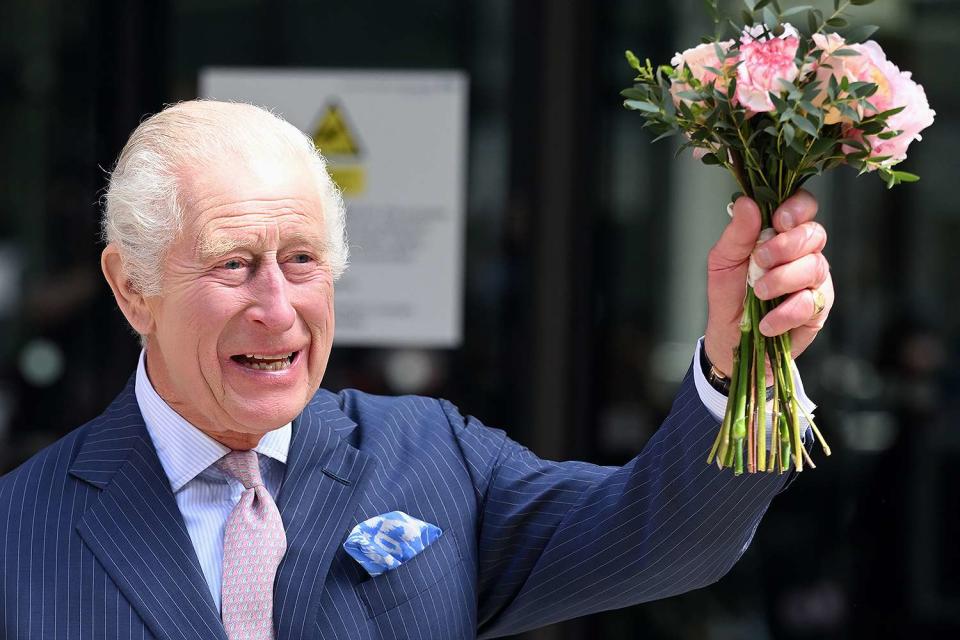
{"left": 102, "top": 100, "right": 348, "bottom": 296}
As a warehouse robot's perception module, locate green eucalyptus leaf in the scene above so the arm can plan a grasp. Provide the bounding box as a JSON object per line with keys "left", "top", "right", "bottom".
{"left": 842, "top": 24, "right": 879, "bottom": 43}
{"left": 832, "top": 48, "right": 862, "bottom": 57}
{"left": 783, "top": 122, "right": 796, "bottom": 146}
{"left": 802, "top": 80, "right": 822, "bottom": 101}
{"left": 807, "top": 9, "right": 821, "bottom": 34}
{"left": 800, "top": 101, "right": 822, "bottom": 118}
{"left": 782, "top": 5, "right": 814, "bottom": 18}
{"left": 788, "top": 136, "right": 806, "bottom": 155}
{"left": 620, "top": 88, "right": 649, "bottom": 100}
{"left": 791, "top": 113, "right": 819, "bottom": 136}
{"left": 701, "top": 152, "right": 723, "bottom": 165}
{"left": 676, "top": 90, "right": 705, "bottom": 101}
{"left": 838, "top": 103, "right": 860, "bottom": 121}
{"left": 771, "top": 92, "right": 791, "bottom": 114}
{"left": 652, "top": 130, "right": 680, "bottom": 142}
{"left": 850, "top": 0, "right": 875, "bottom": 5}
{"left": 890, "top": 170, "right": 920, "bottom": 182}
{"left": 624, "top": 99, "right": 661, "bottom": 113}
{"left": 873, "top": 105, "right": 905, "bottom": 119}
{"left": 842, "top": 139, "right": 867, "bottom": 152}
{"left": 849, "top": 81, "right": 877, "bottom": 97}
{"left": 826, "top": 16, "right": 848, "bottom": 28}
{"left": 810, "top": 136, "right": 838, "bottom": 156}
{"left": 763, "top": 6, "right": 778, "bottom": 28}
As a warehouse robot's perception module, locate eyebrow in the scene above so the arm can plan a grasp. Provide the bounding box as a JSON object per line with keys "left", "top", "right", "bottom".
{"left": 196, "top": 231, "right": 330, "bottom": 263}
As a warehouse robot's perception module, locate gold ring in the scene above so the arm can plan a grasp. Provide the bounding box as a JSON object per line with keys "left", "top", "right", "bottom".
{"left": 811, "top": 288, "right": 826, "bottom": 316}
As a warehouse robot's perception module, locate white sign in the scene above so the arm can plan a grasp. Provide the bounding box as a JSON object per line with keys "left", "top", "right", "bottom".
{"left": 199, "top": 69, "right": 468, "bottom": 347}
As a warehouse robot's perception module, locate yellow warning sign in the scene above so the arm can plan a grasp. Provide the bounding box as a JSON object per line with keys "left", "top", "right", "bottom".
{"left": 312, "top": 104, "right": 361, "bottom": 157}
{"left": 311, "top": 102, "right": 365, "bottom": 197}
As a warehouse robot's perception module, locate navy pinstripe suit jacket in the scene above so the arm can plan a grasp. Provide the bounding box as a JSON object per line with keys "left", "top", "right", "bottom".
{"left": 1, "top": 367, "right": 793, "bottom": 639}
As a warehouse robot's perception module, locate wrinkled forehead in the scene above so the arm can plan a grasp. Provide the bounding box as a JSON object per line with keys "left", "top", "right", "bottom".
{"left": 175, "top": 150, "right": 327, "bottom": 252}
{"left": 196, "top": 222, "right": 330, "bottom": 262}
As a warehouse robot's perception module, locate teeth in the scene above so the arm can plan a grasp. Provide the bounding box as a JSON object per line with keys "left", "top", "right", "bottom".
{"left": 233, "top": 351, "right": 296, "bottom": 371}
{"left": 244, "top": 359, "right": 291, "bottom": 371}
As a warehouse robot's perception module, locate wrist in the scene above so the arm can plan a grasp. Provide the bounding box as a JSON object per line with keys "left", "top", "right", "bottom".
{"left": 699, "top": 344, "right": 732, "bottom": 396}
{"left": 703, "top": 334, "right": 734, "bottom": 378}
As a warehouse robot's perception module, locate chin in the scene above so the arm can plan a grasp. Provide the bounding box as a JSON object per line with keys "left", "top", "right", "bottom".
{"left": 230, "top": 398, "right": 305, "bottom": 432}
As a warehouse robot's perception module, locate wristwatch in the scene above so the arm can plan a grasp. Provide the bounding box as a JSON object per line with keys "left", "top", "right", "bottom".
{"left": 699, "top": 346, "right": 732, "bottom": 396}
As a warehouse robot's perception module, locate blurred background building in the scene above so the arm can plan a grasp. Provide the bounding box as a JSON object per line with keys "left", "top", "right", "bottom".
{"left": 1, "top": 0, "right": 958, "bottom": 638}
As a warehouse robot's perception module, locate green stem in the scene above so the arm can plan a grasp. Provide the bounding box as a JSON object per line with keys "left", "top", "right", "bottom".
{"left": 730, "top": 316, "right": 752, "bottom": 474}
{"left": 754, "top": 302, "right": 767, "bottom": 473}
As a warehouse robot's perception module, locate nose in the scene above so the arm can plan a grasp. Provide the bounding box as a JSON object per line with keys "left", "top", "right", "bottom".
{"left": 246, "top": 258, "right": 296, "bottom": 332}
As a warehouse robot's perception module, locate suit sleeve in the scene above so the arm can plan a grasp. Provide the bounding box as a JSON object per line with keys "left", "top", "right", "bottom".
{"left": 443, "top": 365, "right": 797, "bottom": 638}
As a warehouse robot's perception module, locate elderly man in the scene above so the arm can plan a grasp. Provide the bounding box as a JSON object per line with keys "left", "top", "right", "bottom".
{"left": 0, "top": 101, "right": 832, "bottom": 639}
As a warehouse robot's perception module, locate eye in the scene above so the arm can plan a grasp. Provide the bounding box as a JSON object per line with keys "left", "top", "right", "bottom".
{"left": 223, "top": 258, "right": 244, "bottom": 270}
{"left": 289, "top": 253, "right": 313, "bottom": 264}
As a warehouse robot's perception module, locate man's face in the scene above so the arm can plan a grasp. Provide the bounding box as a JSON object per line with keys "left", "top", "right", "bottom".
{"left": 142, "top": 154, "right": 335, "bottom": 443}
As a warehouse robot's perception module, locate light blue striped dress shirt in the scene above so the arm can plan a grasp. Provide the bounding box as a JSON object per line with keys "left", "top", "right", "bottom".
{"left": 134, "top": 350, "right": 291, "bottom": 612}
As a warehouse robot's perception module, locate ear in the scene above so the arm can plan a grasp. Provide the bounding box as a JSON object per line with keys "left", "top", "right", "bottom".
{"left": 101, "top": 244, "right": 157, "bottom": 336}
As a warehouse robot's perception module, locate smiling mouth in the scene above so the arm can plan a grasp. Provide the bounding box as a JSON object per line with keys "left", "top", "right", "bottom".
{"left": 230, "top": 352, "right": 298, "bottom": 371}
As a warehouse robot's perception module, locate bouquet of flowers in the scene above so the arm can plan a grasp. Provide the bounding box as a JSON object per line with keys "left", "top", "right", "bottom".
{"left": 622, "top": 0, "right": 935, "bottom": 475}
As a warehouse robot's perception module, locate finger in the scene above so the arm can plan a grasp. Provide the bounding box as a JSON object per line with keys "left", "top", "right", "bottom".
{"left": 788, "top": 277, "right": 836, "bottom": 353}
{"left": 760, "top": 276, "right": 835, "bottom": 338}
{"left": 772, "top": 189, "right": 818, "bottom": 232}
{"left": 708, "top": 196, "right": 761, "bottom": 270}
{"left": 753, "top": 252, "right": 830, "bottom": 301}
{"left": 753, "top": 221, "right": 827, "bottom": 269}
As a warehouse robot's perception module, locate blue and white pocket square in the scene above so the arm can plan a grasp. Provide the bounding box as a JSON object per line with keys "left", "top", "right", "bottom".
{"left": 343, "top": 510, "right": 442, "bottom": 577}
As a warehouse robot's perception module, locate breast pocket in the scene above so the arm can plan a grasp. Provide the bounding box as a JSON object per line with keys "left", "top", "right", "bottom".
{"left": 355, "top": 529, "right": 463, "bottom": 618}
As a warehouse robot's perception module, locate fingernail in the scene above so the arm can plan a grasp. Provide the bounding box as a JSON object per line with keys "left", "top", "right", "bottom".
{"left": 755, "top": 246, "right": 771, "bottom": 268}
{"left": 759, "top": 319, "right": 772, "bottom": 335}
{"left": 780, "top": 210, "right": 795, "bottom": 229}
{"left": 755, "top": 281, "right": 768, "bottom": 298}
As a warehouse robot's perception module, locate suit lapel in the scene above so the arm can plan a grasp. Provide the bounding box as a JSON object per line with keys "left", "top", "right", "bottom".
{"left": 273, "top": 390, "right": 375, "bottom": 639}
{"left": 70, "top": 380, "right": 227, "bottom": 640}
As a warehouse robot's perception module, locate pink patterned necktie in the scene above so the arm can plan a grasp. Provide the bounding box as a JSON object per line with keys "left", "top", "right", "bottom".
{"left": 216, "top": 450, "right": 287, "bottom": 640}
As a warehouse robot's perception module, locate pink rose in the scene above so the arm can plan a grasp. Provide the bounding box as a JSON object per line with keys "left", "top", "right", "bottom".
{"left": 812, "top": 32, "right": 846, "bottom": 57}
{"left": 669, "top": 40, "right": 736, "bottom": 106}
{"left": 817, "top": 40, "right": 935, "bottom": 167}
{"left": 735, "top": 23, "right": 801, "bottom": 114}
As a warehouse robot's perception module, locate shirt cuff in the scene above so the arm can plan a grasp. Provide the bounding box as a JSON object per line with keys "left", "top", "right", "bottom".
{"left": 692, "top": 337, "right": 817, "bottom": 432}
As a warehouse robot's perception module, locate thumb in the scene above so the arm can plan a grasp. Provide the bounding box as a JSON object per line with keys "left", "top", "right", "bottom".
{"left": 709, "top": 197, "right": 762, "bottom": 270}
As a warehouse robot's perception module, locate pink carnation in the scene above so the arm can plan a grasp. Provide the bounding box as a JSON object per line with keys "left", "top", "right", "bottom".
{"left": 735, "top": 23, "right": 800, "bottom": 114}
{"left": 817, "top": 40, "right": 935, "bottom": 167}
{"left": 669, "top": 40, "right": 736, "bottom": 106}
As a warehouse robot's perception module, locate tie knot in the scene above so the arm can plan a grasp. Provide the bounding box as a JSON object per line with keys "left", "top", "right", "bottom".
{"left": 216, "top": 450, "right": 264, "bottom": 489}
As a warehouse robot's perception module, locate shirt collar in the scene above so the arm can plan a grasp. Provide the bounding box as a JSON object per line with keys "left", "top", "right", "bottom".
{"left": 134, "top": 349, "right": 291, "bottom": 493}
